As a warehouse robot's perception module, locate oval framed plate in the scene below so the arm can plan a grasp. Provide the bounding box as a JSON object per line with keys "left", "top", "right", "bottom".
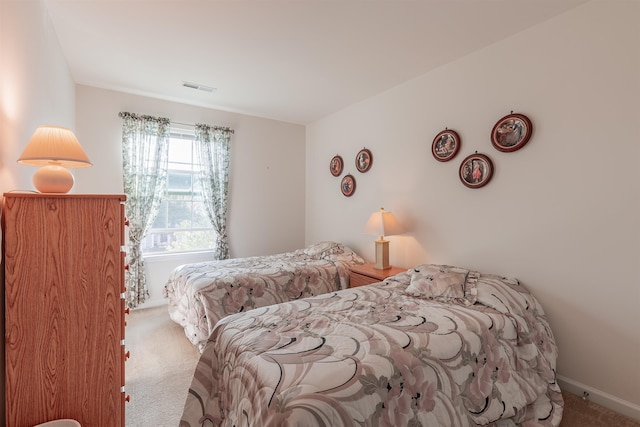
{"left": 491, "top": 113, "right": 532, "bottom": 152}
{"left": 341, "top": 174, "right": 356, "bottom": 197}
{"left": 330, "top": 155, "right": 343, "bottom": 177}
{"left": 355, "top": 148, "right": 372, "bottom": 173}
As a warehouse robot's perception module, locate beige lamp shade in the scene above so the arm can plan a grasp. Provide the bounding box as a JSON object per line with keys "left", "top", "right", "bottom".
{"left": 363, "top": 207, "right": 403, "bottom": 270}
{"left": 18, "top": 126, "right": 92, "bottom": 193}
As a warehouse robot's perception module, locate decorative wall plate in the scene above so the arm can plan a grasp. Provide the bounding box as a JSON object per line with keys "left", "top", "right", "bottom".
{"left": 491, "top": 112, "right": 533, "bottom": 152}
{"left": 459, "top": 153, "right": 494, "bottom": 189}
{"left": 432, "top": 129, "right": 461, "bottom": 162}
{"left": 341, "top": 174, "right": 356, "bottom": 197}
{"left": 330, "top": 155, "right": 343, "bottom": 176}
{"left": 355, "top": 148, "right": 372, "bottom": 173}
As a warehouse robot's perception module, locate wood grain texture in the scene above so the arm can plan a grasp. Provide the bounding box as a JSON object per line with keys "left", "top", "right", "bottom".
{"left": 3, "top": 194, "right": 126, "bottom": 427}
{"left": 349, "top": 263, "right": 406, "bottom": 287}
{"left": 349, "top": 272, "right": 378, "bottom": 288}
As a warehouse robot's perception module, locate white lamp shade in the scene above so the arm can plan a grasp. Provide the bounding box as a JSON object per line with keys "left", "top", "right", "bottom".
{"left": 18, "top": 126, "right": 92, "bottom": 168}
{"left": 363, "top": 208, "right": 403, "bottom": 239}
{"left": 18, "top": 125, "right": 92, "bottom": 193}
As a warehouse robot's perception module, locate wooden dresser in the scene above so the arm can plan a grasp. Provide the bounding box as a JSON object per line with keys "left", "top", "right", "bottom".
{"left": 349, "top": 263, "right": 406, "bottom": 288}
{"left": 3, "top": 193, "right": 128, "bottom": 427}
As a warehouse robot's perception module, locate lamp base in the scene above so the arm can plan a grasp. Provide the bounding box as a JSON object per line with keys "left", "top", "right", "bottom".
{"left": 374, "top": 239, "right": 391, "bottom": 270}
{"left": 33, "top": 164, "right": 74, "bottom": 193}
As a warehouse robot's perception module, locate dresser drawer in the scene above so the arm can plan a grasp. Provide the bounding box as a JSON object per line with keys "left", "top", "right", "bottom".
{"left": 348, "top": 264, "right": 406, "bottom": 288}
{"left": 350, "top": 272, "right": 378, "bottom": 288}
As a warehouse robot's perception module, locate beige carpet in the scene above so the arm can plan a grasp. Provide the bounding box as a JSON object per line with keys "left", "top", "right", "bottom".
{"left": 559, "top": 391, "right": 640, "bottom": 427}
{"left": 125, "top": 305, "right": 639, "bottom": 427}
{"left": 125, "top": 306, "right": 200, "bottom": 427}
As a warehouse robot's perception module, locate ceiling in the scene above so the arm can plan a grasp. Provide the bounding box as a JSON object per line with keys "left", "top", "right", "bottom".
{"left": 46, "top": 0, "right": 587, "bottom": 125}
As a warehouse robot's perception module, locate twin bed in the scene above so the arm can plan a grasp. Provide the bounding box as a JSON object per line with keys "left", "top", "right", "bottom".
{"left": 164, "top": 241, "right": 365, "bottom": 351}
{"left": 174, "top": 261, "right": 562, "bottom": 426}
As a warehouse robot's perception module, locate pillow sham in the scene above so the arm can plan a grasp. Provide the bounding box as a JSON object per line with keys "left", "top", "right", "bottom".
{"left": 404, "top": 264, "right": 479, "bottom": 306}
{"left": 302, "top": 241, "right": 340, "bottom": 258}
{"left": 323, "top": 245, "right": 365, "bottom": 265}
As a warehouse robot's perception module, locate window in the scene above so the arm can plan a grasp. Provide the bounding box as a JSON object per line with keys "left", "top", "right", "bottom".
{"left": 141, "top": 126, "right": 215, "bottom": 254}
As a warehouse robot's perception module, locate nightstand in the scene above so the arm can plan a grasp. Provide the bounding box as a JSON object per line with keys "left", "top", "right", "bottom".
{"left": 349, "top": 263, "right": 406, "bottom": 288}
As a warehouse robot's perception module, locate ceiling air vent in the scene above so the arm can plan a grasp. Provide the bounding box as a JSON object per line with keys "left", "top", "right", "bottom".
{"left": 182, "top": 81, "right": 216, "bottom": 93}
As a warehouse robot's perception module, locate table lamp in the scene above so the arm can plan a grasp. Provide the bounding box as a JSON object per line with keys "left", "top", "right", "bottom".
{"left": 363, "top": 207, "right": 403, "bottom": 270}
{"left": 17, "top": 125, "right": 92, "bottom": 193}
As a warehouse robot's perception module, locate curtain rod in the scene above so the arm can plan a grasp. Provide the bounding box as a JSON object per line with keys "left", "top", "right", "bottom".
{"left": 173, "top": 121, "right": 235, "bottom": 134}
{"left": 119, "top": 112, "right": 234, "bottom": 133}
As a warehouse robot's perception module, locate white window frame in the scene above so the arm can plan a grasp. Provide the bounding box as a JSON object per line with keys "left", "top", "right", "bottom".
{"left": 141, "top": 124, "right": 215, "bottom": 256}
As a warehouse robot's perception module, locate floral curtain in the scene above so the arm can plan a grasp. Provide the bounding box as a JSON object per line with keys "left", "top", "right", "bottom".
{"left": 119, "top": 112, "right": 170, "bottom": 308}
{"left": 194, "top": 124, "right": 232, "bottom": 260}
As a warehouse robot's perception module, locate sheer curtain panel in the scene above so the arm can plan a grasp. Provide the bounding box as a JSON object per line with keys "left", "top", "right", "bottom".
{"left": 120, "top": 112, "right": 170, "bottom": 308}
{"left": 194, "top": 124, "right": 232, "bottom": 260}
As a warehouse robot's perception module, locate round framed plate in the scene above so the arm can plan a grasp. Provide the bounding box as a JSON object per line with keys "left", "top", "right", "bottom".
{"left": 432, "top": 129, "right": 460, "bottom": 162}
{"left": 459, "top": 153, "right": 494, "bottom": 189}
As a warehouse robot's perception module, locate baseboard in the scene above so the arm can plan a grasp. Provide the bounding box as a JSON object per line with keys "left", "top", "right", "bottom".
{"left": 558, "top": 375, "right": 640, "bottom": 421}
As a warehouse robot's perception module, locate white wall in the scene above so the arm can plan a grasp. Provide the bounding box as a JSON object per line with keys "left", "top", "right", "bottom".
{"left": 75, "top": 86, "right": 307, "bottom": 306}
{"left": 306, "top": 0, "right": 640, "bottom": 418}
{"left": 1, "top": 0, "right": 76, "bottom": 193}
{"left": 0, "top": 0, "right": 78, "bottom": 422}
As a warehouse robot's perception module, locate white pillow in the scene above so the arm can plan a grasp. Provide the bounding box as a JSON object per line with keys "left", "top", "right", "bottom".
{"left": 302, "top": 241, "right": 340, "bottom": 258}
{"left": 404, "top": 264, "right": 479, "bottom": 306}
{"left": 323, "top": 246, "right": 365, "bottom": 265}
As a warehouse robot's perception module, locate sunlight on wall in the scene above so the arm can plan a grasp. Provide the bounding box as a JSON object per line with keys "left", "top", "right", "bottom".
{"left": 0, "top": 67, "right": 20, "bottom": 193}
{"left": 0, "top": 4, "right": 23, "bottom": 193}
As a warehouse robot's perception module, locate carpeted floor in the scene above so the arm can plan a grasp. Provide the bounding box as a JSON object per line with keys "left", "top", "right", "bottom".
{"left": 125, "top": 305, "right": 640, "bottom": 427}
{"left": 125, "top": 306, "right": 200, "bottom": 427}
{"left": 559, "top": 391, "right": 640, "bottom": 427}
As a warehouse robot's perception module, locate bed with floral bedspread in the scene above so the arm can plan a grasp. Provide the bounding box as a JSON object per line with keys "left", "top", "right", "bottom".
{"left": 163, "top": 241, "right": 364, "bottom": 351}
{"left": 180, "top": 264, "right": 562, "bottom": 427}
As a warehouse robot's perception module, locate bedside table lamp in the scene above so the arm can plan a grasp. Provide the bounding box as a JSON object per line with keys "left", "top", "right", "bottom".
{"left": 363, "top": 207, "right": 403, "bottom": 270}
{"left": 17, "top": 125, "right": 92, "bottom": 193}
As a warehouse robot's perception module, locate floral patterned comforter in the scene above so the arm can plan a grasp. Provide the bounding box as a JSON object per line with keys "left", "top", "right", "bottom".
{"left": 180, "top": 266, "right": 562, "bottom": 427}
{"left": 163, "top": 242, "right": 364, "bottom": 351}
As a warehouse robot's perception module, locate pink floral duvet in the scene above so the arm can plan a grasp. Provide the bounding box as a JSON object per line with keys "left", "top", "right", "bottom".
{"left": 180, "top": 266, "right": 562, "bottom": 426}
{"left": 163, "top": 242, "right": 364, "bottom": 351}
